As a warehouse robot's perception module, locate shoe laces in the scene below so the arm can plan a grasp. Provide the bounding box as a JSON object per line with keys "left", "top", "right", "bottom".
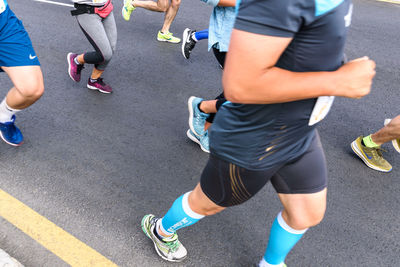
{"left": 95, "top": 77, "right": 106, "bottom": 86}
{"left": 367, "top": 146, "right": 386, "bottom": 161}
{"left": 161, "top": 233, "right": 180, "bottom": 252}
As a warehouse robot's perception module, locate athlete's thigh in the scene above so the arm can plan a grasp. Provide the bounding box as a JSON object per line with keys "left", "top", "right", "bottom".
{"left": 200, "top": 154, "right": 279, "bottom": 207}
{"left": 2, "top": 66, "right": 43, "bottom": 91}
{"left": 271, "top": 131, "right": 327, "bottom": 194}
{"left": 102, "top": 12, "right": 117, "bottom": 51}
{"left": 76, "top": 14, "right": 111, "bottom": 53}
{"left": 156, "top": 0, "right": 169, "bottom": 9}
{"left": 0, "top": 8, "right": 40, "bottom": 71}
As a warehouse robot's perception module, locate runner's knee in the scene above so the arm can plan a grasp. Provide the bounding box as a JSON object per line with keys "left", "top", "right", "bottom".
{"left": 157, "top": 1, "right": 169, "bottom": 12}
{"left": 170, "top": 0, "right": 181, "bottom": 8}
{"left": 189, "top": 186, "right": 226, "bottom": 216}
{"left": 284, "top": 208, "right": 325, "bottom": 229}
{"left": 15, "top": 76, "right": 44, "bottom": 99}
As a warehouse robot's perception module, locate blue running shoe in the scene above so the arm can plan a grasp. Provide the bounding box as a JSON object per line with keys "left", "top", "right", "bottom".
{"left": 188, "top": 96, "right": 209, "bottom": 137}
{"left": 186, "top": 129, "right": 209, "bottom": 153}
{"left": 0, "top": 115, "right": 24, "bottom": 146}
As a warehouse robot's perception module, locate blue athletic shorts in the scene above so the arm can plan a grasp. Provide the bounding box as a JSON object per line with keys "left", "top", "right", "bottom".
{"left": 0, "top": 6, "right": 40, "bottom": 72}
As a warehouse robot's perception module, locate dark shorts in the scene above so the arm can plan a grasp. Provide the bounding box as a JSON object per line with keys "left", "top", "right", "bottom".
{"left": 200, "top": 131, "right": 327, "bottom": 207}
{"left": 0, "top": 7, "right": 40, "bottom": 72}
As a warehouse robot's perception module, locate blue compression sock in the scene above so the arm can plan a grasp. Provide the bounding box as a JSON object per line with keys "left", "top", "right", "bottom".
{"left": 159, "top": 192, "right": 205, "bottom": 235}
{"left": 263, "top": 212, "right": 308, "bottom": 265}
{"left": 194, "top": 29, "right": 209, "bottom": 41}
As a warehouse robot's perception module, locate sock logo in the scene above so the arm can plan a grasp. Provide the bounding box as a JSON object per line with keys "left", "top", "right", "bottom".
{"left": 168, "top": 217, "right": 189, "bottom": 232}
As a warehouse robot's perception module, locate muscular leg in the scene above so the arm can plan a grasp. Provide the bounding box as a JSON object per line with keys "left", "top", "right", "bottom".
{"left": 157, "top": 183, "right": 225, "bottom": 237}
{"left": 133, "top": 0, "right": 169, "bottom": 12}
{"left": 371, "top": 114, "right": 400, "bottom": 145}
{"left": 278, "top": 189, "right": 327, "bottom": 230}
{"left": 161, "top": 0, "right": 181, "bottom": 33}
{"left": 260, "top": 189, "right": 327, "bottom": 266}
{"left": 2, "top": 66, "right": 44, "bottom": 109}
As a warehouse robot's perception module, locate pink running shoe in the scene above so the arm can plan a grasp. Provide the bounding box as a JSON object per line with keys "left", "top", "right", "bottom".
{"left": 87, "top": 78, "right": 113, "bottom": 94}
{"left": 67, "top": 52, "right": 84, "bottom": 82}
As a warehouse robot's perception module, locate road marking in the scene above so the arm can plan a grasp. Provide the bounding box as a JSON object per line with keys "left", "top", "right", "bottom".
{"left": 377, "top": 0, "right": 400, "bottom": 4}
{"left": 33, "top": 0, "right": 74, "bottom": 7}
{"left": 0, "top": 189, "right": 118, "bottom": 267}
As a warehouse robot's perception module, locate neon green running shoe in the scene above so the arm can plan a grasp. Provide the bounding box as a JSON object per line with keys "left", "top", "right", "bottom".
{"left": 141, "top": 214, "right": 187, "bottom": 262}
{"left": 351, "top": 136, "right": 392, "bottom": 172}
{"left": 122, "top": 0, "right": 135, "bottom": 21}
{"left": 384, "top": 119, "right": 400, "bottom": 153}
{"left": 157, "top": 31, "right": 181, "bottom": 43}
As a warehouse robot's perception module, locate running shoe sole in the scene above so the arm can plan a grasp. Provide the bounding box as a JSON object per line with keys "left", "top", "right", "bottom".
{"left": 384, "top": 119, "right": 400, "bottom": 153}
{"left": 0, "top": 131, "right": 23, "bottom": 146}
{"left": 141, "top": 215, "right": 186, "bottom": 263}
{"left": 67, "top": 53, "right": 79, "bottom": 82}
{"left": 351, "top": 140, "right": 392, "bottom": 172}
{"left": 186, "top": 129, "right": 209, "bottom": 153}
{"left": 187, "top": 96, "right": 200, "bottom": 137}
{"left": 87, "top": 84, "right": 112, "bottom": 94}
{"left": 181, "top": 28, "right": 190, "bottom": 59}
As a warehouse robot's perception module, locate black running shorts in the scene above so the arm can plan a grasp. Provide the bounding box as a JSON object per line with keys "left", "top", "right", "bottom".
{"left": 200, "top": 131, "right": 327, "bottom": 207}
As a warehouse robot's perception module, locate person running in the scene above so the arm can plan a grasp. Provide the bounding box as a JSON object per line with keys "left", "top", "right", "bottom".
{"left": 67, "top": 0, "right": 116, "bottom": 94}
{"left": 351, "top": 115, "right": 400, "bottom": 172}
{"left": 185, "top": 0, "right": 236, "bottom": 152}
{"left": 0, "top": 0, "right": 44, "bottom": 146}
{"left": 122, "top": 0, "right": 181, "bottom": 43}
{"left": 141, "top": 0, "right": 376, "bottom": 265}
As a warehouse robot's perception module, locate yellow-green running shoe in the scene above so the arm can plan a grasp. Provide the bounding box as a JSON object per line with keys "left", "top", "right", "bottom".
{"left": 122, "top": 0, "right": 135, "bottom": 21}
{"left": 384, "top": 118, "right": 400, "bottom": 153}
{"left": 351, "top": 136, "right": 392, "bottom": 172}
{"left": 141, "top": 214, "right": 187, "bottom": 262}
{"left": 157, "top": 31, "right": 181, "bottom": 43}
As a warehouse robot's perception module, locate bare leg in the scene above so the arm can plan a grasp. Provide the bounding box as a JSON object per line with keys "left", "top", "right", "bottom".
{"left": 90, "top": 68, "right": 104, "bottom": 80}
{"left": 199, "top": 100, "right": 218, "bottom": 114}
{"left": 133, "top": 0, "right": 169, "bottom": 12}
{"left": 2, "top": 66, "right": 44, "bottom": 109}
{"left": 77, "top": 54, "right": 85, "bottom": 64}
{"left": 158, "top": 183, "right": 225, "bottom": 237}
{"left": 278, "top": 188, "right": 327, "bottom": 230}
{"left": 371, "top": 115, "right": 400, "bottom": 145}
{"left": 161, "top": 0, "right": 181, "bottom": 33}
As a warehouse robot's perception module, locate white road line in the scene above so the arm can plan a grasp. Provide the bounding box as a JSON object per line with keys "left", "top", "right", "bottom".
{"left": 34, "top": 0, "right": 74, "bottom": 7}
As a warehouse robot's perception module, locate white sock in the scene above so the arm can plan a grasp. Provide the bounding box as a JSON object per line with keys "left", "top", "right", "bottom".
{"left": 259, "top": 258, "right": 285, "bottom": 267}
{"left": 191, "top": 32, "right": 198, "bottom": 42}
{"left": 0, "top": 98, "right": 20, "bottom": 123}
{"left": 74, "top": 56, "right": 81, "bottom": 65}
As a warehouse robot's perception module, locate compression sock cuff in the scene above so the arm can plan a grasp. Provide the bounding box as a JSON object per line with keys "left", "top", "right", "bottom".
{"left": 363, "top": 135, "right": 379, "bottom": 148}
{"left": 277, "top": 212, "right": 308, "bottom": 235}
{"left": 160, "top": 191, "right": 205, "bottom": 235}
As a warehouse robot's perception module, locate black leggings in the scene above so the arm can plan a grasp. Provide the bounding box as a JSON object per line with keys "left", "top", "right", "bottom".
{"left": 207, "top": 47, "right": 227, "bottom": 123}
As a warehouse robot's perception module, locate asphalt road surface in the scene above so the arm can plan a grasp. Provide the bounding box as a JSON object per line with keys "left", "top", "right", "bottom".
{"left": 0, "top": 0, "right": 399, "bottom": 266}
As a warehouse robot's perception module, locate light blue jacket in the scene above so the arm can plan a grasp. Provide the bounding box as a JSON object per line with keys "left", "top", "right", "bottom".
{"left": 201, "top": 0, "right": 235, "bottom": 52}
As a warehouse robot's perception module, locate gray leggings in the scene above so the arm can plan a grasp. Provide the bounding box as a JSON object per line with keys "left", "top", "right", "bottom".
{"left": 76, "top": 11, "right": 117, "bottom": 71}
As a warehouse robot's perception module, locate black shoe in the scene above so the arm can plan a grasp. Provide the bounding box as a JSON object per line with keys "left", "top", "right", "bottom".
{"left": 182, "top": 28, "right": 197, "bottom": 59}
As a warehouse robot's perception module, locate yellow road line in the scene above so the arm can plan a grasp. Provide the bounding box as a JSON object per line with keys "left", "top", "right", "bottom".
{"left": 0, "top": 189, "right": 118, "bottom": 267}
{"left": 377, "top": 0, "right": 400, "bottom": 4}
